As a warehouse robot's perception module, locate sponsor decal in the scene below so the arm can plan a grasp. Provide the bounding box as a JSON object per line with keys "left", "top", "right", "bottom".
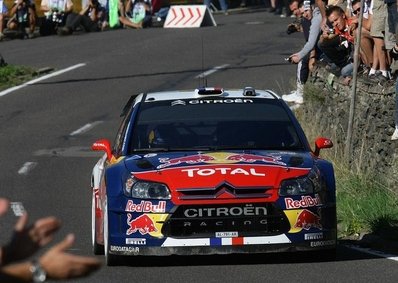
{"left": 125, "top": 200, "right": 166, "bottom": 213}
{"left": 144, "top": 153, "right": 157, "bottom": 158}
{"left": 182, "top": 167, "right": 265, "bottom": 177}
{"left": 126, "top": 214, "right": 157, "bottom": 235}
{"left": 310, "top": 240, "right": 336, "bottom": 247}
{"left": 215, "top": 231, "right": 238, "bottom": 238}
{"left": 110, "top": 245, "right": 140, "bottom": 253}
{"left": 294, "top": 209, "right": 322, "bottom": 230}
{"left": 184, "top": 205, "right": 267, "bottom": 217}
{"left": 285, "top": 194, "right": 322, "bottom": 209}
{"left": 285, "top": 209, "right": 322, "bottom": 233}
{"left": 304, "top": 233, "right": 324, "bottom": 240}
{"left": 188, "top": 99, "right": 254, "bottom": 105}
{"left": 183, "top": 219, "right": 268, "bottom": 227}
{"left": 157, "top": 152, "right": 286, "bottom": 169}
{"left": 126, "top": 238, "right": 146, "bottom": 245}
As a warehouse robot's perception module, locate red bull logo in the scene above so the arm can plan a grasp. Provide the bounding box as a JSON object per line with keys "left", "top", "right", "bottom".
{"left": 157, "top": 154, "right": 216, "bottom": 169}
{"left": 294, "top": 209, "right": 322, "bottom": 230}
{"left": 226, "top": 153, "right": 286, "bottom": 166}
{"left": 126, "top": 214, "right": 157, "bottom": 235}
{"left": 157, "top": 152, "right": 286, "bottom": 169}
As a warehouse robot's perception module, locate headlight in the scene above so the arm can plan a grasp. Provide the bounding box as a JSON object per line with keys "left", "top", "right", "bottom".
{"left": 279, "top": 168, "right": 321, "bottom": 196}
{"left": 124, "top": 176, "right": 171, "bottom": 199}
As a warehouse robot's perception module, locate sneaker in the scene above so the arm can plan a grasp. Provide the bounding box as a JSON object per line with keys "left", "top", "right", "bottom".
{"left": 392, "top": 127, "right": 398, "bottom": 141}
{"left": 282, "top": 91, "right": 303, "bottom": 104}
{"left": 0, "top": 32, "right": 4, "bottom": 41}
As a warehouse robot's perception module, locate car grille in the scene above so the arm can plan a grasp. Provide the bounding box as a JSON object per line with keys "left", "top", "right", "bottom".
{"left": 176, "top": 182, "right": 274, "bottom": 200}
{"left": 161, "top": 203, "right": 290, "bottom": 238}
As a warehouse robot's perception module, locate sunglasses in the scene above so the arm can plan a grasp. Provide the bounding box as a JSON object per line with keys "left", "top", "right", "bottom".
{"left": 353, "top": 8, "right": 360, "bottom": 15}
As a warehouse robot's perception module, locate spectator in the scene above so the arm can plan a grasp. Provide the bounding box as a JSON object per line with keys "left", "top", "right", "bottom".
{"left": 0, "top": 0, "right": 8, "bottom": 40}
{"left": 369, "top": 0, "right": 391, "bottom": 81}
{"left": 204, "top": 0, "right": 228, "bottom": 15}
{"left": 319, "top": 5, "right": 355, "bottom": 84}
{"left": 386, "top": 0, "right": 398, "bottom": 140}
{"left": 0, "top": 198, "right": 101, "bottom": 282}
{"left": 57, "top": 0, "right": 106, "bottom": 35}
{"left": 7, "top": 0, "right": 37, "bottom": 39}
{"left": 349, "top": 0, "right": 373, "bottom": 71}
{"left": 119, "top": 0, "right": 152, "bottom": 29}
{"left": 283, "top": 0, "right": 322, "bottom": 104}
{"left": 39, "top": 0, "right": 73, "bottom": 36}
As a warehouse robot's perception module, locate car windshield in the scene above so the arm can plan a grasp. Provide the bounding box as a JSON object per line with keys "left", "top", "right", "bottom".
{"left": 128, "top": 97, "right": 304, "bottom": 153}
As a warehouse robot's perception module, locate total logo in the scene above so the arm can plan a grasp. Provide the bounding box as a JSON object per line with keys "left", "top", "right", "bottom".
{"left": 181, "top": 167, "right": 266, "bottom": 178}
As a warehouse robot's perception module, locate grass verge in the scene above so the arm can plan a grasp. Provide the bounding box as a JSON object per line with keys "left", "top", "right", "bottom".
{"left": 0, "top": 65, "right": 38, "bottom": 91}
{"left": 295, "top": 83, "right": 398, "bottom": 239}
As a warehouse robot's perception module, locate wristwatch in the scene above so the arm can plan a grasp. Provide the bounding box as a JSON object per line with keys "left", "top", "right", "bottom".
{"left": 30, "top": 260, "right": 47, "bottom": 282}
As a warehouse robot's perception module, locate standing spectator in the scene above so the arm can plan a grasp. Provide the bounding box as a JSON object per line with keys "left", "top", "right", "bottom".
{"left": 0, "top": 198, "right": 101, "bottom": 282}
{"left": 0, "top": 0, "right": 8, "bottom": 40}
{"left": 39, "top": 0, "right": 73, "bottom": 36}
{"left": 58, "top": 0, "right": 106, "bottom": 35}
{"left": 7, "top": 0, "right": 36, "bottom": 39}
{"left": 204, "top": 0, "right": 228, "bottom": 15}
{"left": 369, "top": 0, "right": 391, "bottom": 81}
{"left": 283, "top": 0, "right": 322, "bottom": 104}
{"left": 349, "top": 0, "right": 374, "bottom": 70}
{"left": 119, "top": 0, "right": 152, "bottom": 28}
{"left": 386, "top": 0, "right": 398, "bottom": 140}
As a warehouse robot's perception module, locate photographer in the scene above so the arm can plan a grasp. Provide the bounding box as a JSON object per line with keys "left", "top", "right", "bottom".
{"left": 7, "top": 0, "right": 37, "bottom": 39}
{"left": 57, "top": 0, "right": 106, "bottom": 35}
{"left": 283, "top": 0, "right": 322, "bottom": 104}
{"left": 39, "top": 0, "right": 73, "bottom": 36}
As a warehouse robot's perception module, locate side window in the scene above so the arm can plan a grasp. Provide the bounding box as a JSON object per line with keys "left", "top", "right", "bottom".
{"left": 113, "top": 108, "right": 134, "bottom": 157}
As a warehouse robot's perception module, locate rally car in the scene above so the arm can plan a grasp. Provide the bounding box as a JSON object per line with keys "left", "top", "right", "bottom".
{"left": 91, "top": 87, "right": 337, "bottom": 265}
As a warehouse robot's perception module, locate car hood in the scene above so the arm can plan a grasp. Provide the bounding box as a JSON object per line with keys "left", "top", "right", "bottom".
{"left": 124, "top": 151, "right": 314, "bottom": 204}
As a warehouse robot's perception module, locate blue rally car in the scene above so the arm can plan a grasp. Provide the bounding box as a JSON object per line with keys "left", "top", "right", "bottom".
{"left": 91, "top": 87, "right": 337, "bottom": 265}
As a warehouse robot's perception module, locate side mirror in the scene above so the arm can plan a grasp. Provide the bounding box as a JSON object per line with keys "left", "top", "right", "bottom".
{"left": 313, "top": 137, "right": 333, "bottom": 157}
{"left": 92, "top": 139, "right": 113, "bottom": 161}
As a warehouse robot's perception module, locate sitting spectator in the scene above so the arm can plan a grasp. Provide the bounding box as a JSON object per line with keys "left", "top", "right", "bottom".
{"left": 7, "top": 0, "right": 36, "bottom": 39}
{"left": 57, "top": 0, "right": 107, "bottom": 35}
{"left": 119, "top": 0, "right": 152, "bottom": 29}
{"left": 0, "top": 0, "right": 8, "bottom": 40}
{"left": 39, "top": 0, "right": 73, "bottom": 36}
{"left": 318, "top": 5, "right": 355, "bottom": 84}
{"left": 0, "top": 198, "right": 101, "bottom": 282}
{"left": 283, "top": 0, "right": 322, "bottom": 104}
{"left": 369, "top": 0, "right": 391, "bottom": 81}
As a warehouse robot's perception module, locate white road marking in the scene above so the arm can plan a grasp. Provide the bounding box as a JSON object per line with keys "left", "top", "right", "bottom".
{"left": 346, "top": 244, "right": 398, "bottom": 262}
{"left": 195, "top": 64, "right": 230, "bottom": 79}
{"left": 18, "top": 162, "right": 38, "bottom": 175}
{"left": 70, "top": 121, "right": 103, "bottom": 136}
{"left": 0, "top": 63, "right": 86, "bottom": 97}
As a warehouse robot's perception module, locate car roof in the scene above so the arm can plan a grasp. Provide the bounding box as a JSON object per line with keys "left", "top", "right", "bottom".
{"left": 133, "top": 87, "right": 281, "bottom": 105}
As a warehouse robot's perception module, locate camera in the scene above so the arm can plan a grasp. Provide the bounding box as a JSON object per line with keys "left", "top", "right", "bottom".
{"left": 286, "top": 23, "right": 299, "bottom": 35}
{"left": 285, "top": 57, "right": 292, "bottom": 63}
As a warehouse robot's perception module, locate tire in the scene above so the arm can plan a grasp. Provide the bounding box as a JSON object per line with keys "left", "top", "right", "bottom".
{"left": 104, "top": 198, "right": 118, "bottom": 266}
{"left": 91, "top": 192, "right": 104, "bottom": 255}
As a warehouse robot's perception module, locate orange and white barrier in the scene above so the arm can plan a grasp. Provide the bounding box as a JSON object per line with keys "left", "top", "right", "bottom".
{"left": 163, "top": 5, "right": 217, "bottom": 28}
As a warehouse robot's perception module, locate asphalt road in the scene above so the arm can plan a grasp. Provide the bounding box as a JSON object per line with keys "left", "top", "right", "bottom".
{"left": 0, "top": 7, "right": 397, "bottom": 283}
